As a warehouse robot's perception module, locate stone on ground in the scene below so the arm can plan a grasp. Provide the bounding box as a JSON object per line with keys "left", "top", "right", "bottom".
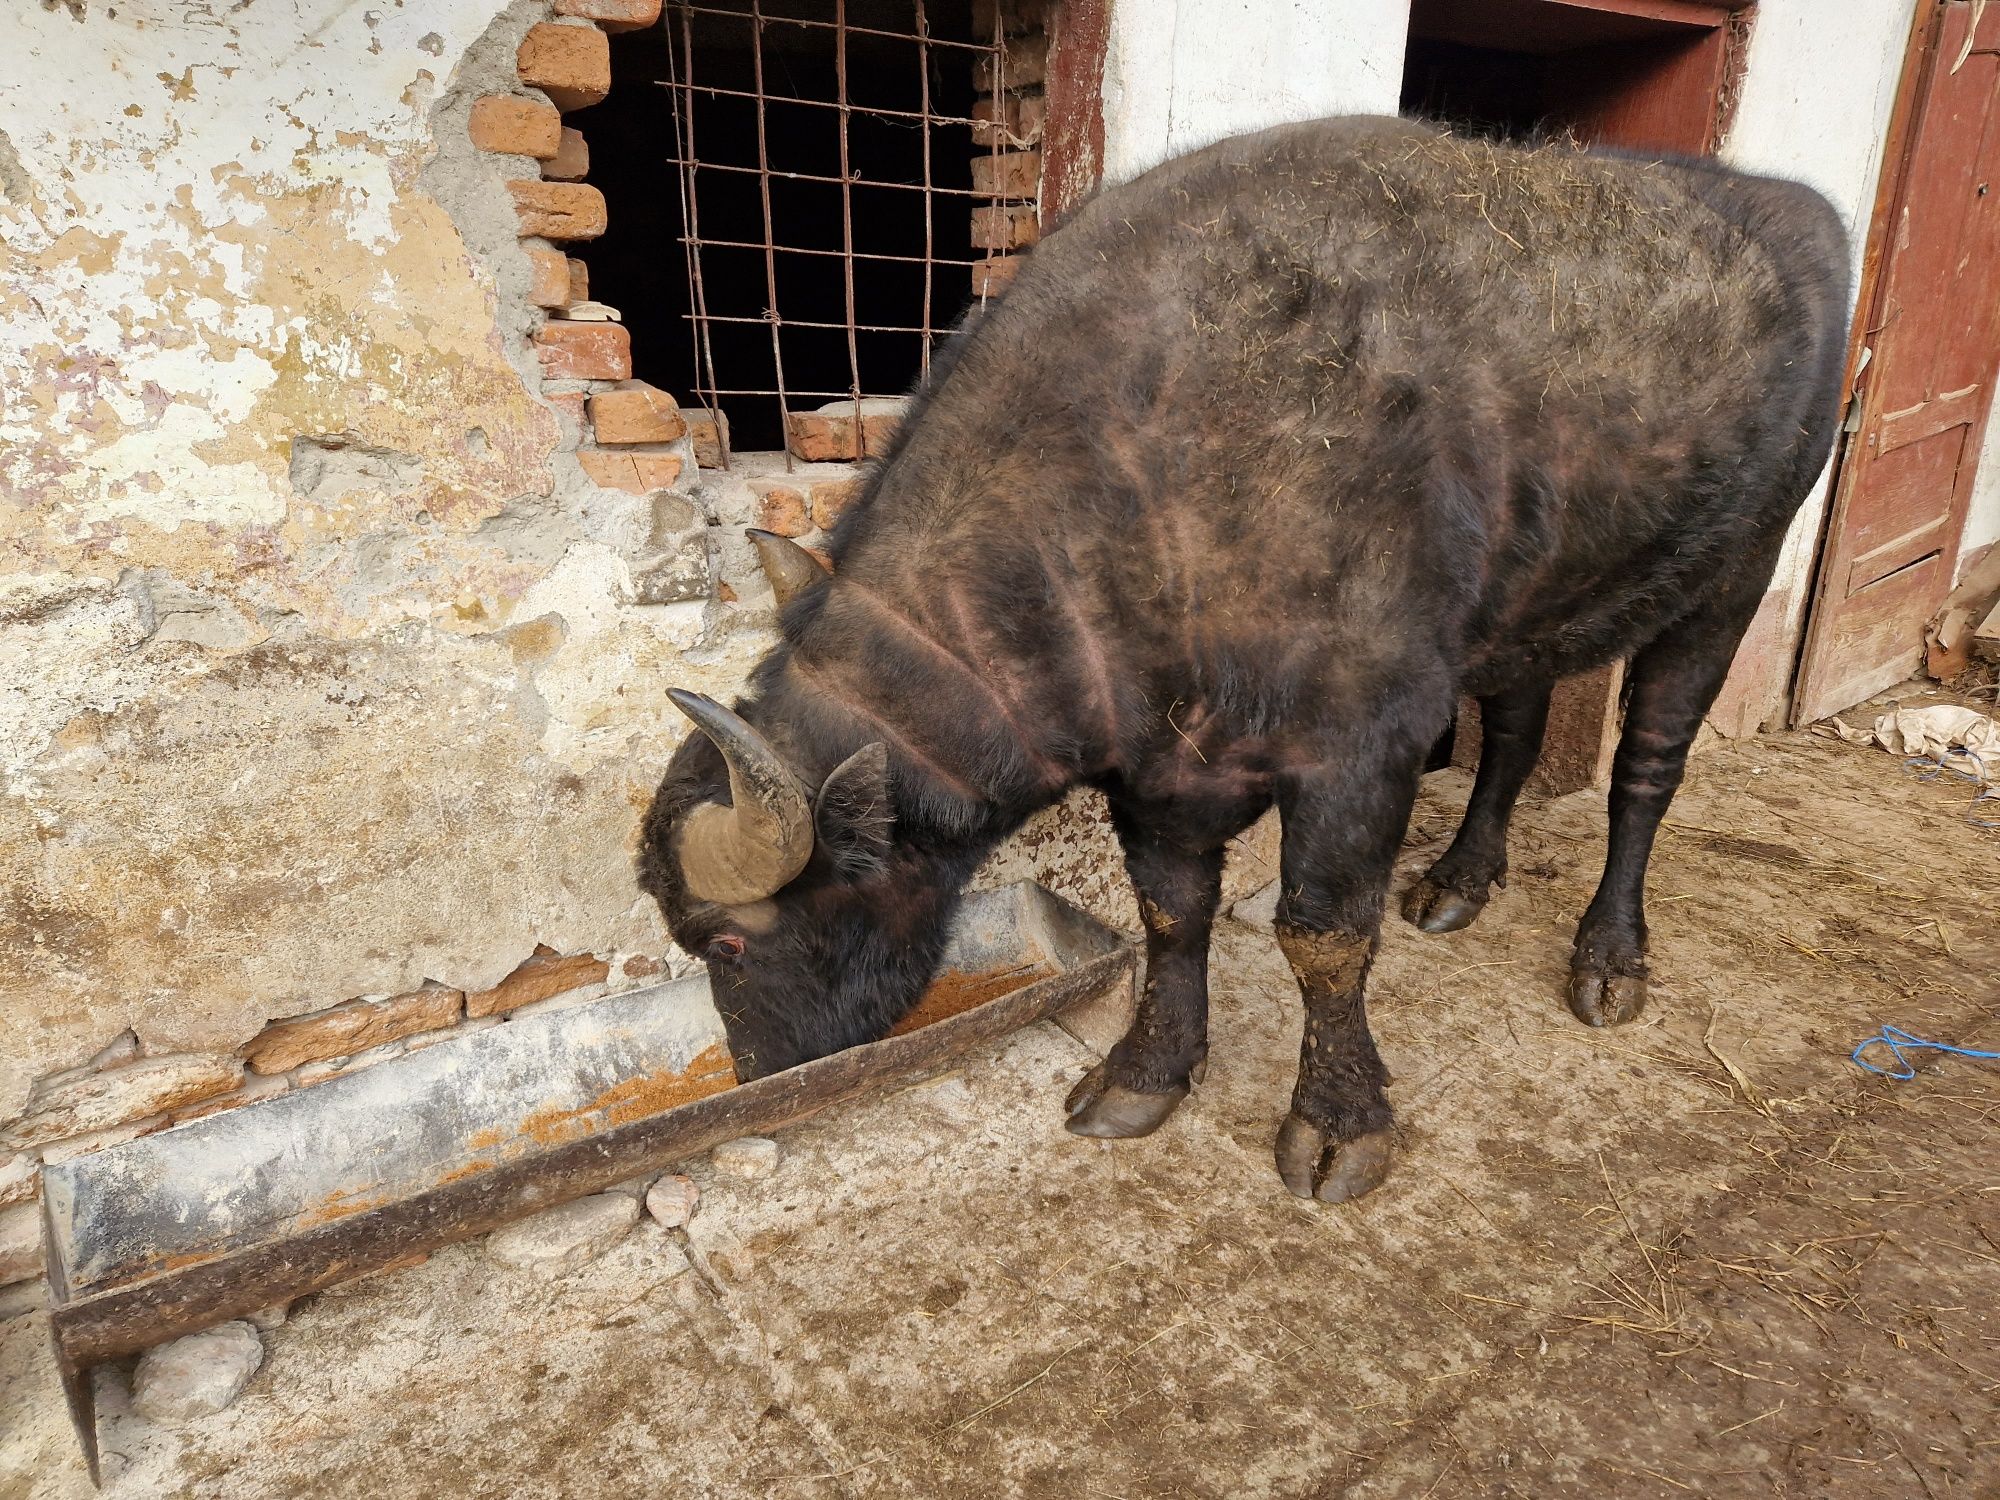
{"left": 710, "top": 1136, "right": 778, "bottom": 1180}
{"left": 243, "top": 1302, "right": 289, "bottom": 1331}
{"left": 645, "top": 1173, "right": 699, "bottom": 1228}
{"left": 132, "top": 1321, "right": 264, "bottom": 1422}
{"left": 486, "top": 1193, "right": 638, "bottom": 1274}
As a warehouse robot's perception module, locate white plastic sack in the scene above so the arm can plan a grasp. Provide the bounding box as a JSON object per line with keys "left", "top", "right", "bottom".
{"left": 1826, "top": 704, "right": 2000, "bottom": 786}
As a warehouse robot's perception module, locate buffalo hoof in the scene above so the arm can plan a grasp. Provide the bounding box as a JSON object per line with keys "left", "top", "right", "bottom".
{"left": 1567, "top": 967, "right": 1648, "bottom": 1027}
{"left": 1274, "top": 1116, "right": 1395, "bottom": 1203}
{"left": 1064, "top": 1065, "right": 1189, "bottom": 1139}
{"left": 1401, "top": 876, "right": 1490, "bottom": 934}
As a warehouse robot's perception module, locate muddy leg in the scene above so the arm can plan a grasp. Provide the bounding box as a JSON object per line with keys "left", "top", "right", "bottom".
{"left": 1403, "top": 681, "right": 1552, "bottom": 933}
{"left": 1272, "top": 740, "right": 1427, "bottom": 1203}
{"left": 1067, "top": 805, "right": 1227, "bottom": 1139}
{"left": 1569, "top": 588, "right": 1769, "bottom": 1027}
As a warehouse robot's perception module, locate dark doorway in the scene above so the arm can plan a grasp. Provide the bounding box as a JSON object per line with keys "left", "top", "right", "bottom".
{"left": 1403, "top": 0, "right": 1752, "bottom": 790}
{"left": 1402, "top": 0, "right": 1745, "bottom": 156}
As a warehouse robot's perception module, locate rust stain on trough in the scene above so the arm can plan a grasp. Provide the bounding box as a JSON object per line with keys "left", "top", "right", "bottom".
{"left": 889, "top": 963, "right": 1054, "bottom": 1036}
{"left": 517, "top": 1041, "right": 738, "bottom": 1146}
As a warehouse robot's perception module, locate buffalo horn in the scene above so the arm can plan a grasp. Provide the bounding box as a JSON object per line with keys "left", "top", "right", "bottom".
{"left": 747, "top": 528, "right": 831, "bottom": 606}
{"left": 667, "top": 688, "right": 815, "bottom": 903}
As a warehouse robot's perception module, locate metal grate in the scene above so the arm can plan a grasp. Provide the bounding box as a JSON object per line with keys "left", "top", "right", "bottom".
{"left": 662, "top": 0, "right": 1029, "bottom": 465}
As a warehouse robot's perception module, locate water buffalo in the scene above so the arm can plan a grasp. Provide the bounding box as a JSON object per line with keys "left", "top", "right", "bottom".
{"left": 639, "top": 115, "right": 1849, "bottom": 1203}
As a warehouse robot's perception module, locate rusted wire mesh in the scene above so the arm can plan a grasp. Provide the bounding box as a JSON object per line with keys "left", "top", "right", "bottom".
{"left": 662, "top": 0, "right": 1022, "bottom": 466}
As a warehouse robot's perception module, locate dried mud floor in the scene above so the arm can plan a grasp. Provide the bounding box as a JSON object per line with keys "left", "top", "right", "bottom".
{"left": 4, "top": 685, "right": 1997, "bottom": 1499}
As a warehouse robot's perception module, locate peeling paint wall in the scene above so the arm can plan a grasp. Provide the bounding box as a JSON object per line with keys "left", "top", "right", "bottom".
{"left": 0, "top": 0, "right": 750, "bottom": 1118}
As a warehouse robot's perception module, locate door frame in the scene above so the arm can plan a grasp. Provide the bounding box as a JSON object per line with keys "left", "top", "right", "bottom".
{"left": 1790, "top": 0, "right": 1991, "bottom": 724}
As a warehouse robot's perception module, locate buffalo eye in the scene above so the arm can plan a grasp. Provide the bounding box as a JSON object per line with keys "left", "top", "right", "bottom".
{"left": 705, "top": 934, "right": 747, "bottom": 965}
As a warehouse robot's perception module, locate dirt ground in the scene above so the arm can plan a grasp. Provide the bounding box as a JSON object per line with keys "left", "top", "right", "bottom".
{"left": 4, "top": 684, "right": 1998, "bottom": 1499}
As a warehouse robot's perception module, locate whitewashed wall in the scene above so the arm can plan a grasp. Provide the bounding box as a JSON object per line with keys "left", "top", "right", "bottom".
{"left": 1720, "top": 0, "right": 1922, "bottom": 648}
{"left": 1963, "top": 390, "right": 2000, "bottom": 577}
{"left": 1100, "top": 0, "right": 1409, "bottom": 182}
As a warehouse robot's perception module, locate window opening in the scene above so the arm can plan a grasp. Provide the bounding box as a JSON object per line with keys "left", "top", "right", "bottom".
{"left": 575, "top": 0, "right": 1035, "bottom": 462}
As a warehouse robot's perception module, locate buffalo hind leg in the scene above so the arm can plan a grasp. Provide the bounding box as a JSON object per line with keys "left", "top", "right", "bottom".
{"left": 1569, "top": 583, "right": 1768, "bottom": 1026}
{"left": 1066, "top": 801, "right": 1229, "bottom": 1139}
{"left": 1403, "top": 681, "right": 1552, "bottom": 933}
{"left": 1273, "top": 733, "right": 1428, "bottom": 1203}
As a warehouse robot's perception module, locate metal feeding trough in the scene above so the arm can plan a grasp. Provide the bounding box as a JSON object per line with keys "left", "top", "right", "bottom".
{"left": 41, "top": 881, "right": 1135, "bottom": 1482}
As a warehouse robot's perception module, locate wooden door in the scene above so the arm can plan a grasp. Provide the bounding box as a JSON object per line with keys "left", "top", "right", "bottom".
{"left": 1795, "top": 0, "right": 2000, "bottom": 722}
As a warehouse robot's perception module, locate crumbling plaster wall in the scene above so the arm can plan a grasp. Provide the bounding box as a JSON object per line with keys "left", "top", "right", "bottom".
{"left": 0, "top": 0, "right": 746, "bottom": 1117}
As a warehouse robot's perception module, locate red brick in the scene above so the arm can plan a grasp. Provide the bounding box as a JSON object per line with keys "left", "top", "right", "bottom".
{"left": 466, "top": 947, "right": 611, "bottom": 1018}
{"left": 811, "top": 476, "right": 862, "bottom": 530}
{"left": 2, "top": 1055, "right": 243, "bottom": 1151}
{"left": 589, "top": 381, "right": 685, "bottom": 444}
{"left": 971, "top": 94, "right": 1017, "bottom": 148}
{"left": 470, "top": 94, "right": 563, "bottom": 158}
{"left": 528, "top": 246, "right": 572, "bottom": 308}
{"left": 555, "top": 0, "right": 662, "bottom": 30}
{"left": 972, "top": 92, "right": 1046, "bottom": 148}
{"left": 749, "top": 481, "right": 811, "bottom": 537}
{"left": 509, "top": 180, "right": 608, "bottom": 241}
{"left": 535, "top": 320, "right": 631, "bottom": 380}
{"left": 972, "top": 33, "right": 1048, "bottom": 91}
{"left": 785, "top": 398, "right": 903, "bottom": 462}
{"left": 242, "top": 986, "right": 464, "bottom": 1076}
{"left": 578, "top": 447, "right": 685, "bottom": 494}
{"left": 567, "top": 257, "right": 590, "bottom": 302}
{"left": 1018, "top": 92, "right": 1047, "bottom": 143}
{"left": 971, "top": 149, "right": 1040, "bottom": 199}
{"left": 972, "top": 255, "right": 1021, "bottom": 298}
{"left": 621, "top": 954, "right": 664, "bottom": 980}
{"left": 970, "top": 203, "right": 1039, "bottom": 250}
{"left": 686, "top": 407, "right": 730, "bottom": 467}
{"left": 546, "top": 127, "right": 590, "bottom": 181}
{"left": 516, "top": 22, "right": 611, "bottom": 112}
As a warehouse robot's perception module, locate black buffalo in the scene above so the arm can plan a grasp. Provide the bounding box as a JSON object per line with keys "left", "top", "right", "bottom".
{"left": 639, "top": 116, "right": 1849, "bottom": 1203}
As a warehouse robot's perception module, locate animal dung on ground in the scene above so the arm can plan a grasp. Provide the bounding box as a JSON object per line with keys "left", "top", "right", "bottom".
{"left": 710, "top": 1136, "right": 779, "bottom": 1180}
{"left": 131, "top": 1321, "right": 264, "bottom": 1422}
{"left": 486, "top": 1193, "right": 639, "bottom": 1274}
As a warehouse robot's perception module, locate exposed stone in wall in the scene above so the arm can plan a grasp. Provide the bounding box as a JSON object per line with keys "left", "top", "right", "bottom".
{"left": 4, "top": 1055, "right": 243, "bottom": 1152}
{"left": 241, "top": 985, "right": 465, "bottom": 1075}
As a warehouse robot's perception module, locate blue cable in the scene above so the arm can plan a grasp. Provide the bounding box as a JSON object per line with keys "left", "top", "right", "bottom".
{"left": 1851, "top": 1024, "right": 2000, "bottom": 1080}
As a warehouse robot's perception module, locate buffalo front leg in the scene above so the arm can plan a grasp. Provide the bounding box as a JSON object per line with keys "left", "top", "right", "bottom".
{"left": 1569, "top": 576, "right": 1771, "bottom": 1026}
{"left": 1272, "top": 743, "right": 1426, "bottom": 1203}
{"left": 1403, "top": 681, "right": 1551, "bottom": 933}
{"left": 1067, "top": 804, "right": 1227, "bottom": 1139}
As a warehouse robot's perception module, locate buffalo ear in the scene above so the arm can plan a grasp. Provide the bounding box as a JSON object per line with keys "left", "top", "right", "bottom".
{"left": 813, "top": 742, "right": 894, "bottom": 876}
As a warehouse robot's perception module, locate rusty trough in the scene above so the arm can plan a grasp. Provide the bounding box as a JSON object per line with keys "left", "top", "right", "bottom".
{"left": 41, "top": 881, "right": 1136, "bottom": 1483}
